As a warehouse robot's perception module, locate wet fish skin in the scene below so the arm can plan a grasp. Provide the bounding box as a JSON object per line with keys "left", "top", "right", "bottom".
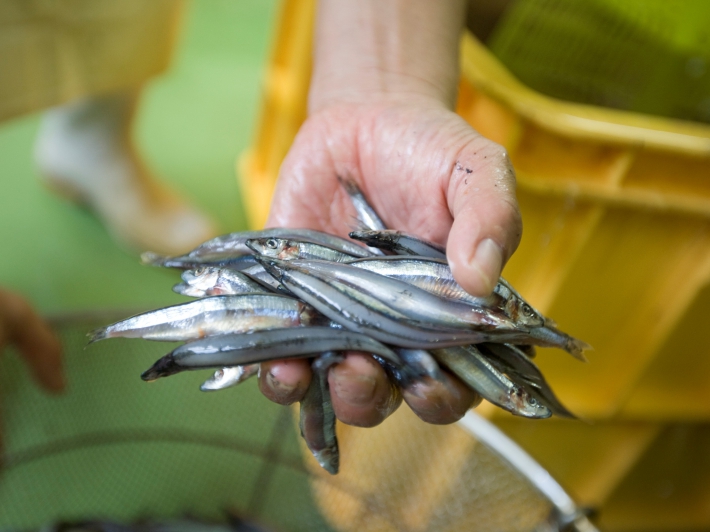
{"left": 241, "top": 264, "right": 284, "bottom": 291}
{"left": 140, "top": 327, "right": 407, "bottom": 381}
{"left": 173, "top": 283, "right": 207, "bottom": 298}
{"left": 287, "top": 258, "right": 521, "bottom": 332}
{"left": 479, "top": 343, "right": 575, "bottom": 418}
{"left": 346, "top": 256, "right": 500, "bottom": 308}
{"left": 141, "top": 252, "right": 258, "bottom": 271}
{"left": 300, "top": 352, "right": 339, "bottom": 475}
{"left": 492, "top": 278, "right": 546, "bottom": 328}
{"left": 432, "top": 345, "right": 551, "bottom": 419}
{"left": 349, "top": 256, "right": 546, "bottom": 329}
{"left": 246, "top": 237, "right": 363, "bottom": 263}
{"left": 526, "top": 325, "right": 591, "bottom": 362}
{"left": 88, "top": 294, "right": 312, "bottom": 343}
{"left": 349, "top": 229, "right": 447, "bottom": 259}
{"left": 337, "top": 176, "right": 387, "bottom": 232}
{"left": 142, "top": 228, "right": 372, "bottom": 268}
{"left": 394, "top": 348, "right": 444, "bottom": 382}
{"left": 256, "top": 257, "right": 532, "bottom": 349}
{"left": 175, "top": 267, "right": 269, "bottom": 297}
{"left": 200, "top": 364, "right": 261, "bottom": 391}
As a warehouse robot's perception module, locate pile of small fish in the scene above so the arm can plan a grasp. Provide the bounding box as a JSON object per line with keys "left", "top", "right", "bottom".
{"left": 90, "top": 179, "right": 589, "bottom": 475}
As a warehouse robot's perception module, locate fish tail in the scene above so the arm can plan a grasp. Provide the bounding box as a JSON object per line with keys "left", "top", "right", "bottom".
{"left": 86, "top": 327, "right": 109, "bottom": 344}
{"left": 565, "top": 337, "right": 592, "bottom": 362}
{"left": 140, "top": 251, "right": 169, "bottom": 266}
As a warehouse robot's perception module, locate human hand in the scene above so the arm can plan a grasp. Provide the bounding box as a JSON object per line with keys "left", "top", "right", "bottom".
{"left": 0, "top": 289, "right": 64, "bottom": 393}
{"left": 261, "top": 99, "right": 520, "bottom": 426}
{"left": 257, "top": 0, "right": 521, "bottom": 427}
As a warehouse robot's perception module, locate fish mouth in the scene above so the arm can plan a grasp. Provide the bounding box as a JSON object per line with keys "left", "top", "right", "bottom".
{"left": 313, "top": 447, "right": 340, "bottom": 475}
{"left": 141, "top": 354, "right": 181, "bottom": 381}
{"left": 244, "top": 239, "right": 262, "bottom": 254}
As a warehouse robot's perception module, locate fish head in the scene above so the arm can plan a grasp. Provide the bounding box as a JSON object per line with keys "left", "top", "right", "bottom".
{"left": 515, "top": 301, "right": 546, "bottom": 328}
{"left": 182, "top": 266, "right": 220, "bottom": 288}
{"left": 509, "top": 387, "right": 552, "bottom": 418}
{"left": 141, "top": 354, "right": 181, "bottom": 382}
{"left": 246, "top": 237, "right": 300, "bottom": 259}
{"left": 200, "top": 369, "right": 225, "bottom": 391}
{"left": 314, "top": 446, "right": 340, "bottom": 475}
{"left": 172, "top": 282, "right": 207, "bottom": 297}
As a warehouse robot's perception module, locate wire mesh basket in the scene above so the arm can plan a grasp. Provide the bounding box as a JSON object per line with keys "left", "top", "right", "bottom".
{"left": 0, "top": 311, "right": 594, "bottom": 532}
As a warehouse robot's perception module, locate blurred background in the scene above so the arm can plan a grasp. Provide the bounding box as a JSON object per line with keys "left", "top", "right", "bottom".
{"left": 0, "top": 0, "right": 275, "bottom": 312}
{"left": 3, "top": 1, "right": 710, "bottom": 531}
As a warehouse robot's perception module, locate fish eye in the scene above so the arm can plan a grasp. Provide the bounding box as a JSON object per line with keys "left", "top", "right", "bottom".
{"left": 266, "top": 238, "right": 278, "bottom": 249}
{"left": 522, "top": 304, "right": 534, "bottom": 317}
{"left": 528, "top": 397, "right": 538, "bottom": 407}
{"left": 194, "top": 267, "right": 206, "bottom": 276}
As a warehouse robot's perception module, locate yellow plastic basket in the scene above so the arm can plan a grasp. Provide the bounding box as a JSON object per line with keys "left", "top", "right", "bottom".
{"left": 238, "top": 2, "right": 710, "bottom": 529}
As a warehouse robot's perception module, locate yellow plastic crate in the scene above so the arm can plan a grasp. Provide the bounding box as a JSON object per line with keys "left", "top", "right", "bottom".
{"left": 238, "top": 2, "right": 710, "bottom": 529}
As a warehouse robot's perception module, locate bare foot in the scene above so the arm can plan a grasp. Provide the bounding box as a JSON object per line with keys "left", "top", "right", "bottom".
{"left": 34, "top": 91, "right": 218, "bottom": 255}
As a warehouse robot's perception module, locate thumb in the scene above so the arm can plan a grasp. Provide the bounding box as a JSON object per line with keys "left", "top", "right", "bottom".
{"left": 445, "top": 141, "right": 522, "bottom": 297}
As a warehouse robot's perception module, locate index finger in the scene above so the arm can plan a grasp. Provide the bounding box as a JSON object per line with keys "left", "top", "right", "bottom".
{"left": 0, "top": 290, "right": 64, "bottom": 393}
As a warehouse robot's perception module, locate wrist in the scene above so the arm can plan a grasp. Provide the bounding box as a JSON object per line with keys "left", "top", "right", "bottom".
{"left": 308, "top": 0, "right": 466, "bottom": 114}
{"left": 309, "top": 70, "right": 452, "bottom": 114}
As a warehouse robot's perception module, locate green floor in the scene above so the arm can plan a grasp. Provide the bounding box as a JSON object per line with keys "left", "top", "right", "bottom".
{"left": 0, "top": 0, "right": 276, "bottom": 314}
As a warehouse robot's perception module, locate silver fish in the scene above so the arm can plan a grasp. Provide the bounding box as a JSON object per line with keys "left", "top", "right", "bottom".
{"left": 288, "top": 259, "right": 520, "bottom": 331}
{"left": 300, "top": 352, "right": 340, "bottom": 475}
{"left": 346, "top": 256, "right": 499, "bottom": 308}
{"left": 241, "top": 264, "right": 284, "bottom": 291}
{"left": 349, "top": 229, "right": 446, "bottom": 259}
{"left": 175, "top": 267, "right": 269, "bottom": 297}
{"left": 140, "top": 327, "right": 408, "bottom": 381}
{"left": 492, "top": 278, "right": 546, "bottom": 328}
{"left": 349, "top": 256, "right": 546, "bottom": 329}
{"left": 256, "top": 257, "right": 531, "bottom": 349}
{"left": 142, "top": 228, "right": 372, "bottom": 268}
{"left": 141, "top": 251, "right": 258, "bottom": 271}
{"left": 246, "top": 237, "right": 365, "bottom": 263}
{"left": 199, "top": 364, "right": 260, "bottom": 391}
{"left": 337, "top": 176, "right": 387, "bottom": 230}
{"left": 394, "top": 348, "right": 444, "bottom": 382}
{"left": 88, "top": 294, "right": 316, "bottom": 343}
{"left": 432, "top": 345, "right": 551, "bottom": 419}
{"left": 479, "top": 343, "right": 575, "bottom": 418}
{"left": 526, "top": 325, "right": 591, "bottom": 362}
{"left": 173, "top": 283, "right": 208, "bottom": 298}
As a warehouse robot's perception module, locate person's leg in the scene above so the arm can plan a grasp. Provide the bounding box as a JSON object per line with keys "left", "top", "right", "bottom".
{"left": 34, "top": 89, "right": 217, "bottom": 255}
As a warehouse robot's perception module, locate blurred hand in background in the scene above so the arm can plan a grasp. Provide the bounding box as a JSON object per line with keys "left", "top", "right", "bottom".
{"left": 0, "top": 289, "right": 64, "bottom": 395}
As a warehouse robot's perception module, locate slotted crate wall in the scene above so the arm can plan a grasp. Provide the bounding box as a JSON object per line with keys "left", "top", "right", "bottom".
{"left": 237, "top": 1, "right": 710, "bottom": 529}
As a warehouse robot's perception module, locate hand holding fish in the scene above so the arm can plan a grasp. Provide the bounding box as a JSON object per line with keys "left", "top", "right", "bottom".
{"left": 0, "top": 289, "right": 64, "bottom": 393}
{"left": 261, "top": 0, "right": 522, "bottom": 427}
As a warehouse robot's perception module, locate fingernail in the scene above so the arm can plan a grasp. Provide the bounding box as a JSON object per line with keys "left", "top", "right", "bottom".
{"left": 332, "top": 369, "right": 377, "bottom": 407}
{"left": 470, "top": 238, "right": 503, "bottom": 295}
{"left": 266, "top": 371, "right": 298, "bottom": 403}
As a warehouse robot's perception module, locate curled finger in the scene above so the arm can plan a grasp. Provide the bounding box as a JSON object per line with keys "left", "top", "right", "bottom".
{"left": 402, "top": 369, "right": 481, "bottom": 425}
{"left": 328, "top": 352, "right": 402, "bottom": 428}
